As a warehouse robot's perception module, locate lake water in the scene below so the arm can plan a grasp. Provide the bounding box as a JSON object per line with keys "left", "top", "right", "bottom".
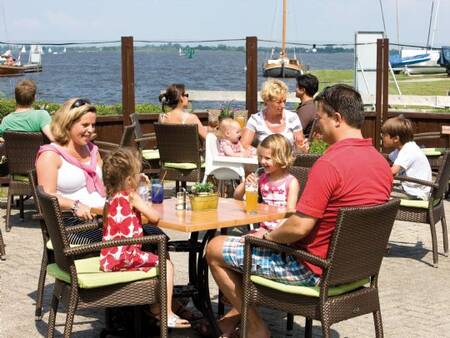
{"left": 0, "top": 50, "right": 353, "bottom": 109}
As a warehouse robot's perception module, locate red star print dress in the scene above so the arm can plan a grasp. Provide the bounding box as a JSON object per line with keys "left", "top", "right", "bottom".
{"left": 100, "top": 191, "right": 159, "bottom": 272}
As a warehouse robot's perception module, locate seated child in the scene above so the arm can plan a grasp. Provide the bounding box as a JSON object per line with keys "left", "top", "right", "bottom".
{"left": 217, "top": 117, "right": 256, "bottom": 157}
{"left": 234, "top": 134, "right": 300, "bottom": 232}
{"left": 100, "top": 147, "right": 190, "bottom": 329}
{"left": 381, "top": 115, "right": 432, "bottom": 200}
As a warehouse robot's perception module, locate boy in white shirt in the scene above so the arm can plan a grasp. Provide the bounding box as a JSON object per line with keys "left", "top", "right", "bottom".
{"left": 382, "top": 115, "right": 432, "bottom": 200}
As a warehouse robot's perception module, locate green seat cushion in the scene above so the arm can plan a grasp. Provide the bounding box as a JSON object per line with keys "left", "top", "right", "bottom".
{"left": 421, "top": 148, "right": 446, "bottom": 156}
{"left": 164, "top": 162, "right": 205, "bottom": 170}
{"left": 47, "top": 256, "right": 159, "bottom": 289}
{"left": 142, "top": 149, "right": 160, "bottom": 160}
{"left": 250, "top": 275, "right": 369, "bottom": 297}
{"left": 46, "top": 240, "right": 81, "bottom": 250}
{"left": 400, "top": 198, "right": 440, "bottom": 209}
{"left": 12, "top": 175, "right": 29, "bottom": 182}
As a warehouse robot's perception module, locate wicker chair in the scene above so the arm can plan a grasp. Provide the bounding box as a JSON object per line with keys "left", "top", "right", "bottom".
{"left": 154, "top": 123, "right": 204, "bottom": 191}
{"left": 29, "top": 169, "right": 102, "bottom": 320}
{"left": 130, "top": 113, "right": 160, "bottom": 176}
{"left": 95, "top": 123, "right": 136, "bottom": 158}
{"left": 293, "top": 153, "right": 321, "bottom": 168}
{"left": 3, "top": 131, "right": 46, "bottom": 232}
{"left": 289, "top": 166, "right": 310, "bottom": 200}
{"left": 240, "top": 199, "right": 400, "bottom": 338}
{"left": 414, "top": 131, "right": 447, "bottom": 172}
{"left": 395, "top": 150, "right": 450, "bottom": 267}
{"left": 0, "top": 227, "right": 5, "bottom": 260}
{"left": 35, "top": 186, "right": 168, "bottom": 338}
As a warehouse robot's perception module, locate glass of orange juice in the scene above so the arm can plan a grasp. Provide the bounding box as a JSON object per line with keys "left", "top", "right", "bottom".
{"left": 245, "top": 180, "right": 258, "bottom": 214}
{"left": 234, "top": 110, "right": 247, "bottom": 129}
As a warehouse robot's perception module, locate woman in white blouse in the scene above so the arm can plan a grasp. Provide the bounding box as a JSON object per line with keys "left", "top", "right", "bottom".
{"left": 240, "top": 79, "right": 307, "bottom": 152}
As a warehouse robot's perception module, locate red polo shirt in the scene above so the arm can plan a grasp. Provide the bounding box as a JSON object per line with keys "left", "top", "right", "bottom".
{"left": 295, "top": 138, "right": 392, "bottom": 276}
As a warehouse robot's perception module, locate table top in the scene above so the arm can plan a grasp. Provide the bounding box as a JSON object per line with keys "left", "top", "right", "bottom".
{"left": 151, "top": 197, "right": 287, "bottom": 232}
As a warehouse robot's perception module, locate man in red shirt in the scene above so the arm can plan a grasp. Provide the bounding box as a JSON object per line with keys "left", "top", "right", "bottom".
{"left": 206, "top": 84, "right": 393, "bottom": 338}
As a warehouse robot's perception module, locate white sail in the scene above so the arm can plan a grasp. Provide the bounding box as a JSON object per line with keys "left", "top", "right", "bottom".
{"left": 48, "top": 47, "right": 52, "bottom": 53}
{"left": 20, "top": 46, "right": 26, "bottom": 53}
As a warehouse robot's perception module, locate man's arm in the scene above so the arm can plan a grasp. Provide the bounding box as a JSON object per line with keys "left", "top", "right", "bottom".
{"left": 264, "top": 212, "right": 317, "bottom": 244}
{"left": 41, "top": 124, "right": 54, "bottom": 142}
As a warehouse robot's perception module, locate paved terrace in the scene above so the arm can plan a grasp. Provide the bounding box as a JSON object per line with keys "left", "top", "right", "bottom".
{"left": 1, "top": 196, "right": 450, "bottom": 338}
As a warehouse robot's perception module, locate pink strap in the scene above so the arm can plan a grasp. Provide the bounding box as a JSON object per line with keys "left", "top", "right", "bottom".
{"left": 36, "top": 143, "right": 106, "bottom": 197}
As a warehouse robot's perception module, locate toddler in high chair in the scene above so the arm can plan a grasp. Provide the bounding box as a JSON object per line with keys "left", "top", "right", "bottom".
{"left": 217, "top": 117, "right": 256, "bottom": 157}
{"left": 100, "top": 147, "right": 190, "bottom": 329}
{"left": 234, "top": 134, "right": 300, "bottom": 233}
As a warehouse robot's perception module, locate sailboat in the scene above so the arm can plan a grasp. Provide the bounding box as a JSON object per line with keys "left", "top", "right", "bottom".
{"left": 263, "top": 0, "right": 303, "bottom": 78}
{"left": 388, "top": 0, "right": 445, "bottom": 74}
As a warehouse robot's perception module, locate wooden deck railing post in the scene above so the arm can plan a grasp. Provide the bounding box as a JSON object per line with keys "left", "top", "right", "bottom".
{"left": 121, "top": 36, "right": 135, "bottom": 127}
{"left": 375, "top": 38, "right": 389, "bottom": 151}
{"left": 246, "top": 36, "right": 258, "bottom": 115}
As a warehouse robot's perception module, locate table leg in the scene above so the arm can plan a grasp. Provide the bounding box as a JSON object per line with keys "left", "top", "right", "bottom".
{"left": 189, "top": 229, "right": 222, "bottom": 338}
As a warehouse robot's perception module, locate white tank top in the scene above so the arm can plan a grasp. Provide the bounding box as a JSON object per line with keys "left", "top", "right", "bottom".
{"left": 56, "top": 156, "right": 105, "bottom": 208}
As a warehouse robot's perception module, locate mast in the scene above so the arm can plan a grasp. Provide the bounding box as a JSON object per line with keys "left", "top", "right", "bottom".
{"left": 426, "top": 1, "right": 434, "bottom": 49}
{"left": 282, "top": 0, "right": 286, "bottom": 56}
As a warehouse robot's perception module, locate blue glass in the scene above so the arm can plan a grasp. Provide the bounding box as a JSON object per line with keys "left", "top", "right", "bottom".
{"left": 151, "top": 179, "right": 164, "bottom": 204}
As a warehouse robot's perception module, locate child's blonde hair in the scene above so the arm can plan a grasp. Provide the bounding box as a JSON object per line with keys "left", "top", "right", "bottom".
{"left": 381, "top": 114, "right": 414, "bottom": 145}
{"left": 258, "top": 134, "right": 294, "bottom": 169}
{"left": 216, "top": 117, "right": 240, "bottom": 140}
{"left": 102, "top": 147, "right": 142, "bottom": 197}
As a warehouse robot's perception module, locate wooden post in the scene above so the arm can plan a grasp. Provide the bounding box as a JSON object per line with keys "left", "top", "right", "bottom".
{"left": 121, "top": 36, "right": 135, "bottom": 127}
{"left": 246, "top": 36, "right": 258, "bottom": 115}
{"left": 375, "top": 38, "right": 389, "bottom": 151}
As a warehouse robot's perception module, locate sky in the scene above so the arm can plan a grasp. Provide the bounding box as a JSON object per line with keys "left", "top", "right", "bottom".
{"left": 1, "top": 0, "right": 449, "bottom": 48}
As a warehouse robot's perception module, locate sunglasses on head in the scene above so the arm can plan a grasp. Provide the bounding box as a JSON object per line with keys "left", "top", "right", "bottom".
{"left": 71, "top": 98, "right": 91, "bottom": 109}
{"left": 183, "top": 93, "right": 189, "bottom": 98}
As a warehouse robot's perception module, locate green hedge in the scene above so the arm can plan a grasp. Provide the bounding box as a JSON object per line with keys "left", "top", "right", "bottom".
{"left": 0, "top": 99, "right": 162, "bottom": 118}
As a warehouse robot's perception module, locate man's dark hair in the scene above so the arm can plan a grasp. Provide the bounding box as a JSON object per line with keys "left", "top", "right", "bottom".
{"left": 314, "top": 84, "right": 365, "bottom": 129}
{"left": 296, "top": 74, "right": 319, "bottom": 97}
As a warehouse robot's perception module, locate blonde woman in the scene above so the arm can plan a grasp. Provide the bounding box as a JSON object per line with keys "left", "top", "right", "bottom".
{"left": 36, "top": 98, "right": 106, "bottom": 225}
{"left": 240, "top": 79, "right": 307, "bottom": 152}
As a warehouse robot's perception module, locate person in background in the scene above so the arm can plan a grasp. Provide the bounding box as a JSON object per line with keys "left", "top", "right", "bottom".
{"left": 295, "top": 73, "right": 319, "bottom": 138}
{"left": 0, "top": 79, "right": 53, "bottom": 143}
{"left": 100, "top": 147, "right": 190, "bottom": 329}
{"left": 382, "top": 115, "right": 432, "bottom": 200}
{"left": 233, "top": 134, "right": 300, "bottom": 231}
{"left": 1, "top": 50, "right": 15, "bottom": 66}
{"left": 240, "top": 79, "right": 308, "bottom": 152}
{"left": 158, "top": 83, "right": 208, "bottom": 139}
{"left": 206, "top": 84, "right": 392, "bottom": 338}
{"left": 216, "top": 117, "right": 255, "bottom": 157}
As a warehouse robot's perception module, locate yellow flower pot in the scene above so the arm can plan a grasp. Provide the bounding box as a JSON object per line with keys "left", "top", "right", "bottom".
{"left": 189, "top": 193, "right": 219, "bottom": 211}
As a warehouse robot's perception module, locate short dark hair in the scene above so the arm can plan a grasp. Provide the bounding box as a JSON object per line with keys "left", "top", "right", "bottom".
{"left": 381, "top": 115, "right": 414, "bottom": 144}
{"left": 15, "top": 79, "right": 36, "bottom": 106}
{"left": 296, "top": 74, "right": 319, "bottom": 97}
{"left": 314, "top": 84, "right": 365, "bottom": 129}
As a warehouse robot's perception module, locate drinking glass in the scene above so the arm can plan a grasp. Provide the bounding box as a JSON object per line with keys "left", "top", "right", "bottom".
{"left": 234, "top": 110, "right": 248, "bottom": 129}
{"left": 245, "top": 180, "right": 258, "bottom": 214}
{"left": 151, "top": 179, "right": 164, "bottom": 204}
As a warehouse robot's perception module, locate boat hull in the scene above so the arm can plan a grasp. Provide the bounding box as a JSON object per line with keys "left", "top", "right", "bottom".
{"left": 22, "top": 64, "right": 43, "bottom": 73}
{"left": 0, "top": 65, "right": 25, "bottom": 76}
{"left": 263, "top": 62, "right": 302, "bottom": 78}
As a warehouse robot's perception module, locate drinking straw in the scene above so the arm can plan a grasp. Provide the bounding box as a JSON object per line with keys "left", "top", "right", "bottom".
{"left": 155, "top": 171, "right": 167, "bottom": 196}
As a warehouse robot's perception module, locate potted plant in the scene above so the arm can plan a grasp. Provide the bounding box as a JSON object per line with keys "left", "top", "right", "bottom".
{"left": 189, "top": 182, "right": 219, "bottom": 211}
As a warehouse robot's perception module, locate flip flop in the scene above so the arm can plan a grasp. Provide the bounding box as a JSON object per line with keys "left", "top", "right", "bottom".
{"left": 168, "top": 314, "right": 191, "bottom": 329}
{"left": 175, "top": 305, "right": 204, "bottom": 321}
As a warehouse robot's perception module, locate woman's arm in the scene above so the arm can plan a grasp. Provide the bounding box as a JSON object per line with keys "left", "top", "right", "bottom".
{"left": 286, "top": 177, "right": 300, "bottom": 211}
{"left": 240, "top": 128, "right": 255, "bottom": 149}
{"left": 293, "top": 130, "right": 309, "bottom": 153}
{"left": 190, "top": 114, "right": 208, "bottom": 140}
{"left": 129, "top": 192, "right": 160, "bottom": 224}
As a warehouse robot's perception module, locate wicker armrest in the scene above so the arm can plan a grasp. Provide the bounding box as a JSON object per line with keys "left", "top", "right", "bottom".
{"left": 244, "top": 236, "right": 329, "bottom": 268}
{"left": 64, "top": 234, "right": 167, "bottom": 258}
{"left": 135, "top": 136, "right": 156, "bottom": 143}
{"left": 394, "top": 175, "right": 438, "bottom": 189}
{"left": 65, "top": 221, "right": 102, "bottom": 234}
